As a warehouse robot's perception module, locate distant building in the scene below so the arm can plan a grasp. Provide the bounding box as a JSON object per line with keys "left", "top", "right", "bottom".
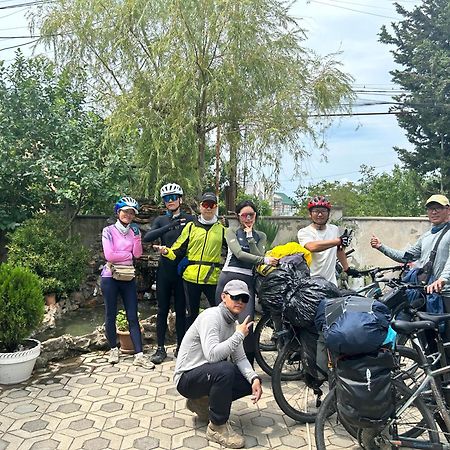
{"left": 272, "top": 192, "right": 296, "bottom": 216}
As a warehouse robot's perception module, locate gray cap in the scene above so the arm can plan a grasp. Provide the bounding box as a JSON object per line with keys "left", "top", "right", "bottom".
{"left": 201, "top": 192, "right": 218, "bottom": 203}
{"left": 223, "top": 280, "right": 250, "bottom": 299}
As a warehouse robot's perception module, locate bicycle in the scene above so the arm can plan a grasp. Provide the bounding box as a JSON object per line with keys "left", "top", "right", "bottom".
{"left": 269, "top": 277, "right": 421, "bottom": 424}
{"left": 314, "top": 309, "right": 450, "bottom": 449}
{"left": 255, "top": 265, "right": 404, "bottom": 378}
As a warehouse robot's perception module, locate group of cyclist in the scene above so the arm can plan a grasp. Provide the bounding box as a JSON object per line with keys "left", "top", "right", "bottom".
{"left": 101, "top": 185, "right": 450, "bottom": 449}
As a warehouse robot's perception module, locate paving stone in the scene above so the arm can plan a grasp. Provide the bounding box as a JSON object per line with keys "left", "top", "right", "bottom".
{"left": 29, "top": 438, "right": 59, "bottom": 449}
{"left": 100, "top": 402, "right": 123, "bottom": 413}
{"left": 82, "top": 437, "right": 110, "bottom": 449}
{"left": 56, "top": 403, "right": 81, "bottom": 414}
{"left": 75, "top": 377, "right": 96, "bottom": 385}
{"left": 112, "top": 376, "right": 132, "bottom": 384}
{"left": 161, "top": 417, "right": 184, "bottom": 430}
{"left": 164, "top": 387, "right": 179, "bottom": 397}
{"left": 14, "top": 404, "right": 38, "bottom": 414}
{"left": 87, "top": 388, "right": 109, "bottom": 398}
{"left": 21, "top": 419, "right": 48, "bottom": 432}
{"left": 101, "top": 366, "right": 120, "bottom": 373}
{"left": 69, "top": 418, "right": 95, "bottom": 431}
{"left": 5, "top": 390, "right": 29, "bottom": 399}
{"left": 133, "top": 436, "right": 159, "bottom": 450}
{"left": 142, "top": 401, "right": 165, "bottom": 412}
{"left": 0, "top": 439, "right": 7, "bottom": 450}
{"left": 251, "top": 415, "right": 275, "bottom": 427}
{"left": 48, "top": 389, "right": 70, "bottom": 398}
{"left": 115, "top": 418, "right": 139, "bottom": 430}
{"left": 127, "top": 388, "right": 147, "bottom": 397}
{"left": 181, "top": 435, "right": 209, "bottom": 449}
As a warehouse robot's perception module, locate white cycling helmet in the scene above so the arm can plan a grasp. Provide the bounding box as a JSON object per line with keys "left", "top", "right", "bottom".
{"left": 160, "top": 183, "right": 183, "bottom": 198}
{"left": 114, "top": 196, "right": 139, "bottom": 214}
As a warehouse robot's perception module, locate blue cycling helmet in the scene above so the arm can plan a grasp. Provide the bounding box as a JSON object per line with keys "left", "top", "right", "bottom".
{"left": 114, "top": 196, "right": 139, "bottom": 214}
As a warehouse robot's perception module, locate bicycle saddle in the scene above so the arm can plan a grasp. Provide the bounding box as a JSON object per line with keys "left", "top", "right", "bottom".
{"left": 391, "top": 319, "right": 436, "bottom": 334}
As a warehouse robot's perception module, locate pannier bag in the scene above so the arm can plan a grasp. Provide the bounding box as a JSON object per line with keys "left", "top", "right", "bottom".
{"left": 108, "top": 263, "right": 136, "bottom": 281}
{"left": 335, "top": 350, "right": 395, "bottom": 429}
{"left": 323, "top": 296, "right": 390, "bottom": 356}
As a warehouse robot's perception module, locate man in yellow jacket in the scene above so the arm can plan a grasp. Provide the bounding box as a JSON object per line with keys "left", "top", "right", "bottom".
{"left": 154, "top": 192, "right": 227, "bottom": 328}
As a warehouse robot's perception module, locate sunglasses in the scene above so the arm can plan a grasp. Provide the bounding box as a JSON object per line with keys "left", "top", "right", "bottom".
{"left": 225, "top": 292, "right": 249, "bottom": 304}
{"left": 201, "top": 201, "right": 217, "bottom": 209}
{"left": 162, "top": 194, "right": 180, "bottom": 203}
{"left": 239, "top": 212, "right": 255, "bottom": 220}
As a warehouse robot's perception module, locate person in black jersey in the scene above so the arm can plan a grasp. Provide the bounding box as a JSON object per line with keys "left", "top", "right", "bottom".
{"left": 143, "top": 183, "right": 194, "bottom": 364}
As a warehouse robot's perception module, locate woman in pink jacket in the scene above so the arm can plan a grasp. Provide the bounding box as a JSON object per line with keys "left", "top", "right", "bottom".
{"left": 101, "top": 196, "right": 153, "bottom": 368}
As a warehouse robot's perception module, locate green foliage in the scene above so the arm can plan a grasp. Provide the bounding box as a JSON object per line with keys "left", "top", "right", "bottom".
{"left": 0, "top": 53, "right": 134, "bottom": 230}
{"left": 0, "top": 263, "right": 45, "bottom": 352}
{"left": 295, "top": 165, "right": 432, "bottom": 217}
{"left": 256, "top": 219, "right": 279, "bottom": 249}
{"left": 235, "top": 192, "right": 272, "bottom": 216}
{"left": 6, "top": 214, "right": 90, "bottom": 295}
{"left": 38, "top": 0, "right": 354, "bottom": 202}
{"left": 116, "top": 309, "right": 140, "bottom": 332}
{"left": 379, "top": 0, "right": 450, "bottom": 189}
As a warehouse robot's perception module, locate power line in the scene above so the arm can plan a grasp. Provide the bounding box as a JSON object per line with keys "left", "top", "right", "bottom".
{"left": 0, "top": 1, "right": 48, "bottom": 10}
{"left": 308, "top": 0, "right": 399, "bottom": 19}
{"left": 0, "top": 38, "right": 38, "bottom": 51}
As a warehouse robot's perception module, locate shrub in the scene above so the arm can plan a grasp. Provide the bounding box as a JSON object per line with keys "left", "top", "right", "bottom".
{"left": 256, "top": 219, "right": 279, "bottom": 249}
{"left": 6, "top": 213, "right": 90, "bottom": 296}
{"left": 0, "top": 264, "right": 45, "bottom": 352}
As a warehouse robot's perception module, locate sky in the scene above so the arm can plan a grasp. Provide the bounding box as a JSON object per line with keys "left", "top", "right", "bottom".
{"left": 0, "top": 0, "right": 421, "bottom": 198}
{"left": 275, "top": 0, "right": 422, "bottom": 197}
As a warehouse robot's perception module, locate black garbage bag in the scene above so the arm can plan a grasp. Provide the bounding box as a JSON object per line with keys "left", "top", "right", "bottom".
{"left": 258, "top": 254, "right": 310, "bottom": 312}
{"left": 283, "top": 276, "right": 341, "bottom": 327}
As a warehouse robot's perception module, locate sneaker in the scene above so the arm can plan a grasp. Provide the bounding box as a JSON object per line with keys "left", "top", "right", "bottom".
{"left": 186, "top": 397, "right": 209, "bottom": 421}
{"left": 108, "top": 348, "right": 119, "bottom": 364}
{"left": 206, "top": 421, "right": 245, "bottom": 448}
{"left": 133, "top": 354, "right": 155, "bottom": 370}
{"left": 150, "top": 347, "right": 167, "bottom": 364}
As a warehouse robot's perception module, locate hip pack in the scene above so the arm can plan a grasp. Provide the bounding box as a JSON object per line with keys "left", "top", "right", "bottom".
{"left": 108, "top": 263, "right": 135, "bottom": 281}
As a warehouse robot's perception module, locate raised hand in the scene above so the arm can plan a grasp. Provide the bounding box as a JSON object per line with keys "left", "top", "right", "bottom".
{"left": 236, "top": 315, "right": 254, "bottom": 337}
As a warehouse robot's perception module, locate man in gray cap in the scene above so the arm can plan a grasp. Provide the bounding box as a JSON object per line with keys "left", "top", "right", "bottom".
{"left": 371, "top": 194, "right": 450, "bottom": 330}
{"left": 173, "top": 279, "right": 263, "bottom": 449}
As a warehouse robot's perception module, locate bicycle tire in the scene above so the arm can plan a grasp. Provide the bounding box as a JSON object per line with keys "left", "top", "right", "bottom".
{"left": 314, "top": 381, "right": 439, "bottom": 450}
{"left": 254, "top": 313, "right": 278, "bottom": 376}
{"left": 271, "top": 342, "right": 327, "bottom": 423}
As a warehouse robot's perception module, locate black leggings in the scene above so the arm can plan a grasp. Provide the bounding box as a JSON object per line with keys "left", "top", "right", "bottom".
{"left": 156, "top": 268, "right": 186, "bottom": 348}
{"left": 184, "top": 281, "right": 216, "bottom": 329}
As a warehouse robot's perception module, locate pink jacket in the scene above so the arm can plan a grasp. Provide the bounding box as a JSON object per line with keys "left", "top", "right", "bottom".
{"left": 101, "top": 224, "right": 143, "bottom": 277}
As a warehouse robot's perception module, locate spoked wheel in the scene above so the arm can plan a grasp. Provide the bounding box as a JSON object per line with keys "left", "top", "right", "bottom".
{"left": 254, "top": 313, "right": 278, "bottom": 376}
{"left": 271, "top": 342, "right": 327, "bottom": 423}
{"left": 314, "top": 382, "right": 439, "bottom": 450}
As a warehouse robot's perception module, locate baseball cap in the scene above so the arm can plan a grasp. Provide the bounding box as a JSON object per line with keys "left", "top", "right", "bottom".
{"left": 201, "top": 192, "right": 218, "bottom": 203}
{"left": 426, "top": 194, "right": 449, "bottom": 207}
{"left": 223, "top": 280, "right": 250, "bottom": 299}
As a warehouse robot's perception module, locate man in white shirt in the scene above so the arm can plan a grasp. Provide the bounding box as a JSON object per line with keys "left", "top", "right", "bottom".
{"left": 297, "top": 196, "right": 355, "bottom": 286}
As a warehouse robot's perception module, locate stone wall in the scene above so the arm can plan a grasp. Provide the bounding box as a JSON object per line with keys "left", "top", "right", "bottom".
{"left": 71, "top": 214, "right": 431, "bottom": 270}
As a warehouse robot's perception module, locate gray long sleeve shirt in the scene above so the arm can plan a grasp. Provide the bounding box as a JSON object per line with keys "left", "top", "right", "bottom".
{"left": 173, "top": 303, "right": 258, "bottom": 386}
{"left": 377, "top": 224, "right": 450, "bottom": 295}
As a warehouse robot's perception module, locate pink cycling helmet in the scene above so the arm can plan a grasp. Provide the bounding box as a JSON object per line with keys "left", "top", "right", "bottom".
{"left": 307, "top": 195, "right": 331, "bottom": 211}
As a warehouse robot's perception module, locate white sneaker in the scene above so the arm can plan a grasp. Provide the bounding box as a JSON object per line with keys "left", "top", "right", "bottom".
{"left": 108, "top": 348, "right": 120, "bottom": 364}
{"left": 133, "top": 354, "right": 155, "bottom": 370}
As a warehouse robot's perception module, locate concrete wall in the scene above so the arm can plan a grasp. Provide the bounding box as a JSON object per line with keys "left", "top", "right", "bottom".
{"left": 70, "top": 214, "right": 431, "bottom": 270}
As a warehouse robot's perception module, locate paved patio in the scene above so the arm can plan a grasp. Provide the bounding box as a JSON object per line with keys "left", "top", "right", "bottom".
{"left": 0, "top": 346, "right": 357, "bottom": 449}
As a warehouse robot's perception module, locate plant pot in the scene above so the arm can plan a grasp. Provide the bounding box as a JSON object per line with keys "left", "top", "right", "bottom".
{"left": 117, "top": 330, "right": 136, "bottom": 354}
{"left": 45, "top": 293, "right": 57, "bottom": 307}
{"left": 0, "top": 339, "right": 41, "bottom": 385}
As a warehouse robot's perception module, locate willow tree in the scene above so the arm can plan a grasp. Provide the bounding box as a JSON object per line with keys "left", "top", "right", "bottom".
{"left": 37, "top": 0, "right": 353, "bottom": 202}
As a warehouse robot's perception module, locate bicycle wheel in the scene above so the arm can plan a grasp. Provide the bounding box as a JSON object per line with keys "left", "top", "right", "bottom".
{"left": 314, "top": 381, "right": 439, "bottom": 450}
{"left": 254, "top": 313, "right": 278, "bottom": 376}
{"left": 272, "top": 342, "right": 327, "bottom": 423}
